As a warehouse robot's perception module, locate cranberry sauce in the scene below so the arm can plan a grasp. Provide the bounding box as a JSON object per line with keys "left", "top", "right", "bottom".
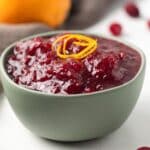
{"left": 6, "top": 34, "right": 141, "bottom": 94}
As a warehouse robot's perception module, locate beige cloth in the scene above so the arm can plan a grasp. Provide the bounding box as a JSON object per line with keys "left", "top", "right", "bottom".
{"left": 0, "top": 0, "right": 118, "bottom": 51}
{"left": 0, "top": 24, "right": 51, "bottom": 51}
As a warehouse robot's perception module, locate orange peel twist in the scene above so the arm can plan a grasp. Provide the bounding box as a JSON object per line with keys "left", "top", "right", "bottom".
{"left": 52, "top": 34, "right": 97, "bottom": 59}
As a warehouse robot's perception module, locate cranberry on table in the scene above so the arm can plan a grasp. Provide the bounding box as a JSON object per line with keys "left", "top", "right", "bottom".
{"left": 6, "top": 34, "right": 141, "bottom": 94}
{"left": 147, "top": 20, "right": 150, "bottom": 29}
{"left": 109, "top": 23, "right": 122, "bottom": 36}
{"left": 137, "top": 147, "right": 150, "bottom": 150}
{"left": 124, "top": 2, "right": 140, "bottom": 17}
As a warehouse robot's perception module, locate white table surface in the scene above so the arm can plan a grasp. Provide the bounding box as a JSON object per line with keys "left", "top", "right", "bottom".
{"left": 1, "top": 0, "right": 150, "bottom": 149}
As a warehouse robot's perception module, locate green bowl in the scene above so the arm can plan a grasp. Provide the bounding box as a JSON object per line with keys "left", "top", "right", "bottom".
{"left": 0, "top": 31, "right": 146, "bottom": 142}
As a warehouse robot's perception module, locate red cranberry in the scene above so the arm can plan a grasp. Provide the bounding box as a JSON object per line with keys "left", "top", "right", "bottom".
{"left": 137, "top": 147, "right": 150, "bottom": 150}
{"left": 100, "top": 55, "right": 116, "bottom": 72}
{"left": 124, "top": 2, "right": 140, "bottom": 17}
{"left": 65, "top": 79, "right": 83, "bottom": 94}
{"left": 24, "top": 56, "right": 31, "bottom": 65}
{"left": 41, "top": 42, "right": 51, "bottom": 53}
{"left": 67, "top": 60, "right": 83, "bottom": 72}
{"left": 27, "top": 47, "right": 36, "bottom": 56}
{"left": 109, "top": 23, "right": 122, "bottom": 36}
{"left": 33, "top": 37, "right": 43, "bottom": 42}
{"left": 53, "top": 86, "right": 61, "bottom": 94}
{"left": 147, "top": 20, "right": 150, "bottom": 29}
{"left": 32, "top": 71, "right": 37, "bottom": 81}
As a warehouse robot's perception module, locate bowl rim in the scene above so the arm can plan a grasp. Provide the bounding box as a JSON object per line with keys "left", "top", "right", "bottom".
{"left": 0, "top": 30, "right": 146, "bottom": 98}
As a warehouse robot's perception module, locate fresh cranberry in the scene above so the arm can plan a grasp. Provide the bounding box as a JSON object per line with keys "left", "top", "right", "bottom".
{"left": 109, "top": 23, "right": 122, "bottom": 36}
{"left": 100, "top": 55, "right": 116, "bottom": 73}
{"left": 67, "top": 60, "right": 83, "bottom": 72}
{"left": 65, "top": 79, "right": 83, "bottom": 94}
{"left": 137, "top": 147, "right": 150, "bottom": 150}
{"left": 24, "top": 56, "right": 31, "bottom": 65}
{"left": 124, "top": 2, "right": 140, "bottom": 17}
{"left": 147, "top": 20, "right": 150, "bottom": 29}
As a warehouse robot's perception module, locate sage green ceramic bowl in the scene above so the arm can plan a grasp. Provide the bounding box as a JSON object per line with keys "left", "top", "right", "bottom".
{"left": 0, "top": 31, "right": 146, "bottom": 142}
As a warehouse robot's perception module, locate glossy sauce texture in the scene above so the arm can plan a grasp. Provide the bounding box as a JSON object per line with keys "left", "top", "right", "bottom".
{"left": 6, "top": 34, "right": 141, "bottom": 94}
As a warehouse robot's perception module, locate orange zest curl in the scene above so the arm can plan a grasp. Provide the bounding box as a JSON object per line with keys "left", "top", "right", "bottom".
{"left": 52, "top": 34, "right": 98, "bottom": 59}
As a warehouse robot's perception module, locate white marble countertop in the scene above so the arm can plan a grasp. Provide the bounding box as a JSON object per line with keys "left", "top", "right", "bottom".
{"left": 0, "top": 0, "right": 150, "bottom": 149}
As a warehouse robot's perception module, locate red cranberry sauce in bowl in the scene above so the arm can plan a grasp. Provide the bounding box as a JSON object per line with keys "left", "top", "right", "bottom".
{"left": 6, "top": 33, "right": 141, "bottom": 94}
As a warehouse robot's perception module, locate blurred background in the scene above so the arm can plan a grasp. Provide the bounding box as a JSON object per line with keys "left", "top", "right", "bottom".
{"left": 0, "top": 0, "right": 150, "bottom": 51}
{"left": 0, "top": 0, "right": 149, "bottom": 51}
{"left": 0, "top": 0, "right": 135, "bottom": 51}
